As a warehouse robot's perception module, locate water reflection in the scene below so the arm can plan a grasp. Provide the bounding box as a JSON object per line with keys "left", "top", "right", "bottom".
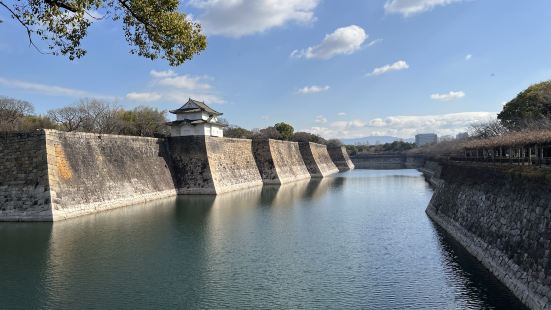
{"left": 0, "top": 170, "right": 526, "bottom": 309}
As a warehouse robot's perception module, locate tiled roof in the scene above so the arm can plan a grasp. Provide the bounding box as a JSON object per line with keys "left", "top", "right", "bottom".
{"left": 170, "top": 98, "right": 222, "bottom": 115}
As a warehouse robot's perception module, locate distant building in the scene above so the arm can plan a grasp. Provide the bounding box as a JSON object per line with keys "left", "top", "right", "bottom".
{"left": 456, "top": 132, "right": 469, "bottom": 140}
{"left": 439, "top": 135, "right": 455, "bottom": 142}
{"left": 415, "top": 133, "right": 438, "bottom": 146}
{"left": 168, "top": 98, "right": 226, "bottom": 137}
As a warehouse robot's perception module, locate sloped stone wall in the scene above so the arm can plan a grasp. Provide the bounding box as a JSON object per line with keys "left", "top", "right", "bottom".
{"left": 252, "top": 139, "right": 311, "bottom": 184}
{"left": 0, "top": 132, "right": 52, "bottom": 221}
{"left": 205, "top": 137, "right": 263, "bottom": 194}
{"left": 298, "top": 142, "right": 339, "bottom": 178}
{"left": 45, "top": 130, "right": 176, "bottom": 220}
{"left": 327, "top": 146, "right": 355, "bottom": 171}
{"left": 425, "top": 162, "right": 551, "bottom": 310}
{"left": 166, "top": 136, "right": 215, "bottom": 194}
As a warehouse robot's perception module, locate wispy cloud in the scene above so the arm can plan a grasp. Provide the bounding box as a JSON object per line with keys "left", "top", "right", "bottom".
{"left": 315, "top": 115, "right": 327, "bottom": 124}
{"left": 0, "top": 76, "right": 111, "bottom": 98}
{"left": 150, "top": 70, "right": 177, "bottom": 78}
{"left": 367, "top": 60, "right": 409, "bottom": 76}
{"left": 157, "top": 75, "right": 212, "bottom": 90}
{"left": 465, "top": 54, "right": 472, "bottom": 60}
{"left": 367, "top": 38, "right": 383, "bottom": 47}
{"left": 189, "top": 0, "right": 319, "bottom": 37}
{"left": 337, "top": 112, "right": 347, "bottom": 116}
{"left": 126, "top": 92, "right": 162, "bottom": 102}
{"left": 384, "top": 0, "right": 466, "bottom": 17}
{"left": 298, "top": 85, "right": 330, "bottom": 94}
{"left": 303, "top": 111, "right": 496, "bottom": 139}
{"left": 431, "top": 90, "right": 465, "bottom": 101}
{"left": 291, "top": 25, "right": 367, "bottom": 60}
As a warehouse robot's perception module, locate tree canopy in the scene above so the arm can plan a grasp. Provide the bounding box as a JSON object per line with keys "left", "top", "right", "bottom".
{"left": 1, "top": 0, "right": 207, "bottom": 65}
{"left": 274, "top": 122, "right": 294, "bottom": 140}
{"left": 498, "top": 80, "right": 551, "bottom": 129}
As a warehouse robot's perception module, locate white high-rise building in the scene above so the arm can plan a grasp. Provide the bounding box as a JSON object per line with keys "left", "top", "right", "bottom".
{"left": 415, "top": 133, "right": 438, "bottom": 146}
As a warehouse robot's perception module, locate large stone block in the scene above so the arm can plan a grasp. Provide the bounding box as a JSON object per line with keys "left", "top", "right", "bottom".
{"left": 298, "top": 142, "right": 339, "bottom": 178}
{"left": 327, "top": 146, "right": 355, "bottom": 171}
{"left": 252, "top": 139, "right": 311, "bottom": 184}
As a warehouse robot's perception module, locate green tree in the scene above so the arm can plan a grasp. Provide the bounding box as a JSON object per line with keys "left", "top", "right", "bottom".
{"left": 1, "top": 0, "right": 206, "bottom": 65}
{"left": 498, "top": 80, "right": 551, "bottom": 129}
{"left": 291, "top": 131, "right": 327, "bottom": 144}
{"left": 116, "top": 106, "right": 169, "bottom": 137}
{"left": 274, "top": 122, "right": 294, "bottom": 140}
{"left": 224, "top": 126, "right": 253, "bottom": 139}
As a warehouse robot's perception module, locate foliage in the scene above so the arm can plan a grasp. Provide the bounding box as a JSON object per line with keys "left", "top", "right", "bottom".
{"left": 291, "top": 131, "right": 327, "bottom": 144}
{"left": 1, "top": 0, "right": 206, "bottom": 65}
{"left": 326, "top": 139, "right": 342, "bottom": 147}
{"left": 115, "top": 106, "right": 169, "bottom": 137}
{"left": 274, "top": 122, "right": 294, "bottom": 140}
{"left": 19, "top": 115, "right": 58, "bottom": 131}
{"left": 47, "top": 98, "right": 120, "bottom": 133}
{"left": 498, "top": 80, "right": 551, "bottom": 129}
{"left": 469, "top": 120, "right": 509, "bottom": 138}
{"left": 48, "top": 100, "right": 169, "bottom": 137}
{"left": 224, "top": 126, "right": 254, "bottom": 139}
{"left": 346, "top": 140, "right": 415, "bottom": 155}
{"left": 0, "top": 96, "right": 34, "bottom": 131}
{"left": 255, "top": 126, "right": 282, "bottom": 140}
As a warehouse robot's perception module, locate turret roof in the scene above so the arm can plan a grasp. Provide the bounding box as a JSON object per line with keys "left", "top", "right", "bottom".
{"left": 169, "top": 98, "right": 222, "bottom": 116}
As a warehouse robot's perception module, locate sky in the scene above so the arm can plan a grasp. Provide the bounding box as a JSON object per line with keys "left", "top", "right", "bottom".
{"left": 1, "top": 0, "right": 551, "bottom": 139}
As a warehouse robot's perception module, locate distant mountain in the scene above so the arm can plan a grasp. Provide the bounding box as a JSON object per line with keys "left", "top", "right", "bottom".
{"left": 341, "top": 136, "right": 414, "bottom": 145}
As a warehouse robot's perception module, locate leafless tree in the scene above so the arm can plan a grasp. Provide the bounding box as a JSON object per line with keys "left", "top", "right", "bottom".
{"left": 78, "top": 98, "right": 121, "bottom": 134}
{"left": 0, "top": 97, "right": 34, "bottom": 131}
{"left": 48, "top": 106, "right": 85, "bottom": 132}
{"left": 469, "top": 120, "right": 509, "bottom": 138}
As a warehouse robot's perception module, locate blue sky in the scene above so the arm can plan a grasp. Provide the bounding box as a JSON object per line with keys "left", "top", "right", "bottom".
{"left": 1, "top": 0, "right": 551, "bottom": 138}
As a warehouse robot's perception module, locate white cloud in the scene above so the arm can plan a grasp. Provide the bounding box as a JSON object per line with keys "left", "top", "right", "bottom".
{"left": 337, "top": 112, "right": 347, "bottom": 116}
{"left": 164, "top": 92, "right": 225, "bottom": 104}
{"left": 126, "top": 92, "right": 162, "bottom": 102}
{"left": 189, "top": 0, "right": 319, "bottom": 37}
{"left": 291, "top": 25, "right": 367, "bottom": 60}
{"left": 465, "top": 54, "right": 472, "bottom": 60}
{"left": 157, "top": 75, "right": 211, "bottom": 90}
{"left": 302, "top": 111, "right": 496, "bottom": 139}
{"left": 431, "top": 90, "right": 465, "bottom": 101}
{"left": 298, "top": 85, "right": 330, "bottom": 94}
{"left": 0, "top": 76, "right": 109, "bottom": 98}
{"left": 315, "top": 115, "right": 327, "bottom": 124}
{"left": 384, "top": 0, "right": 465, "bottom": 17}
{"left": 126, "top": 70, "right": 224, "bottom": 104}
{"left": 368, "top": 60, "right": 409, "bottom": 76}
{"left": 150, "top": 70, "right": 177, "bottom": 78}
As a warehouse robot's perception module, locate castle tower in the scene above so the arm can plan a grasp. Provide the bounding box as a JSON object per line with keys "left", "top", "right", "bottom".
{"left": 167, "top": 98, "right": 226, "bottom": 137}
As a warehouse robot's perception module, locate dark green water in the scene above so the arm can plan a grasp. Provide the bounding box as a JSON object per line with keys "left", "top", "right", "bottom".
{"left": 0, "top": 170, "right": 526, "bottom": 309}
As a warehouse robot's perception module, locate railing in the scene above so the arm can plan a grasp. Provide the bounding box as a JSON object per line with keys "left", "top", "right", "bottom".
{"left": 449, "top": 144, "right": 551, "bottom": 166}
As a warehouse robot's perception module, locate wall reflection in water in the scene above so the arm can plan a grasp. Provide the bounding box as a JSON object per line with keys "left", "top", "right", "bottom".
{"left": 0, "top": 170, "right": 527, "bottom": 309}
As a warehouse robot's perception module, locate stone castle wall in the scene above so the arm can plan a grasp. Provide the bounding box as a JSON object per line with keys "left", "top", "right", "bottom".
{"left": 299, "top": 142, "right": 339, "bottom": 178}
{"left": 0, "top": 132, "right": 52, "bottom": 221}
{"left": 425, "top": 161, "right": 551, "bottom": 310}
{"left": 45, "top": 130, "right": 176, "bottom": 220}
{"left": 204, "top": 137, "right": 263, "bottom": 194}
{"left": 327, "top": 146, "right": 355, "bottom": 171}
{"left": 252, "top": 139, "right": 311, "bottom": 184}
{"left": 1, "top": 131, "right": 347, "bottom": 221}
{"left": 166, "top": 136, "right": 215, "bottom": 194}
{"left": 351, "top": 154, "right": 425, "bottom": 169}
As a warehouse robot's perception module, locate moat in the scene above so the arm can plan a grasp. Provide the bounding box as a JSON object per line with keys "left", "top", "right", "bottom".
{"left": 0, "top": 170, "right": 525, "bottom": 309}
